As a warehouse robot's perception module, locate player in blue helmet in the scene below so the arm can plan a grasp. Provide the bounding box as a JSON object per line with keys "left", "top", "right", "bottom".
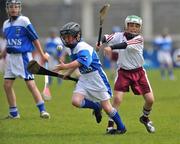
{"left": 53, "top": 22, "right": 126, "bottom": 134}
{"left": 1, "top": 0, "right": 50, "bottom": 119}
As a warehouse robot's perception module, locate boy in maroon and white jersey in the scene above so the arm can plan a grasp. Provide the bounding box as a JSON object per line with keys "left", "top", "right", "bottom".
{"left": 97, "top": 15, "right": 155, "bottom": 134}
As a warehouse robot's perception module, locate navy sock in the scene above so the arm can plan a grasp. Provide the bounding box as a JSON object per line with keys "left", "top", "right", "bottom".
{"left": 80, "top": 99, "right": 100, "bottom": 111}
{"left": 109, "top": 108, "right": 125, "bottom": 130}
{"left": 36, "top": 101, "right": 45, "bottom": 112}
{"left": 9, "top": 106, "right": 19, "bottom": 117}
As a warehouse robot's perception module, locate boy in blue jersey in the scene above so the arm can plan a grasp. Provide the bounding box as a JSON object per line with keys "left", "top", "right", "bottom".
{"left": 1, "top": 0, "right": 50, "bottom": 119}
{"left": 153, "top": 28, "right": 175, "bottom": 80}
{"left": 53, "top": 22, "right": 126, "bottom": 134}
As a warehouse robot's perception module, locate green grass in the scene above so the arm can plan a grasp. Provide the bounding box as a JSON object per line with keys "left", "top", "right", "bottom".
{"left": 0, "top": 69, "right": 180, "bottom": 144}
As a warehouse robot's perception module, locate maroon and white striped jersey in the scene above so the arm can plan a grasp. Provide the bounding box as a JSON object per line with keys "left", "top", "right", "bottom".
{"left": 104, "top": 32, "right": 144, "bottom": 70}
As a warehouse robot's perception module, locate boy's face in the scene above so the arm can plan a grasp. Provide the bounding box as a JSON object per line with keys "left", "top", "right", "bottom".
{"left": 126, "top": 23, "right": 141, "bottom": 34}
{"left": 62, "top": 34, "right": 76, "bottom": 45}
{"left": 7, "top": 3, "right": 21, "bottom": 17}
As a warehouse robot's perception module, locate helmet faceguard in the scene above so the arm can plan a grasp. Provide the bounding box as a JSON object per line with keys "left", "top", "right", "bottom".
{"left": 125, "top": 15, "right": 142, "bottom": 29}
{"left": 60, "top": 22, "right": 81, "bottom": 48}
{"left": 6, "top": 0, "right": 22, "bottom": 20}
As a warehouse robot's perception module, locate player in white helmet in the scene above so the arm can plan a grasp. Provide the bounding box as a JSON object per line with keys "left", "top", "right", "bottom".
{"left": 1, "top": 0, "right": 50, "bottom": 119}
{"left": 96, "top": 15, "right": 155, "bottom": 134}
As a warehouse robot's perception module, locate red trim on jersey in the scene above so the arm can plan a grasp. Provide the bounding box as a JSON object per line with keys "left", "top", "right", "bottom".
{"left": 106, "top": 34, "right": 114, "bottom": 43}
{"left": 127, "top": 38, "right": 143, "bottom": 45}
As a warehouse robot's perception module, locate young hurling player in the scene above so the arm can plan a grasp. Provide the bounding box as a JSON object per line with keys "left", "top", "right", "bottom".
{"left": 53, "top": 22, "right": 126, "bottom": 134}
{"left": 96, "top": 15, "right": 155, "bottom": 134}
{"left": 1, "top": 0, "right": 50, "bottom": 119}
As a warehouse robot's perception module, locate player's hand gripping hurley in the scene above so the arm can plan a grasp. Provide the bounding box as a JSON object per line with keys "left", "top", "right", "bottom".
{"left": 27, "top": 60, "right": 78, "bottom": 82}
{"left": 97, "top": 4, "right": 110, "bottom": 46}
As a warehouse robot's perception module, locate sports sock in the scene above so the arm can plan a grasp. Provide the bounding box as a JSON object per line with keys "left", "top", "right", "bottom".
{"left": 109, "top": 108, "right": 125, "bottom": 130}
{"left": 168, "top": 70, "right": 174, "bottom": 80}
{"left": 9, "top": 106, "right": 19, "bottom": 117}
{"left": 36, "top": 101, "right": 46, "bottom": 112}
{"left": 142, "top": 107, "right": 151, "bottom": 117}
{"left": 80, "top": 99, "right": 100, "bottom": 111}
{"left": 108, "top": 118, "right": 114, "bottom": 128}
{"left": 160, "top": 69, "right": 166, "bottom": 79}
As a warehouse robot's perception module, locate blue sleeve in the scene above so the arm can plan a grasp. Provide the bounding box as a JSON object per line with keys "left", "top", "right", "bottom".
{"left": 77, "top": 50, "right": 92, "bottom": 67}
{"left": 26, "top": 24, "right": 39, "bottom": 41}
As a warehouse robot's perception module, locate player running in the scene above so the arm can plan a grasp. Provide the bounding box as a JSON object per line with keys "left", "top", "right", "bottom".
{"left": 96, "top": 15, "right": 155, "bottom": 133}
{"left": 53, "top": 22, "right": 126, "bottom": 134}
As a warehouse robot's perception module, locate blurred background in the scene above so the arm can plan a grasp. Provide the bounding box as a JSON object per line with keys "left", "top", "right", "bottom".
{"left": 1, "top": 0, "right": 180, "bottom": 69}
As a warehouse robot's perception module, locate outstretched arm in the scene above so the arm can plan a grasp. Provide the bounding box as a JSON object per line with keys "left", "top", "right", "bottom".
{"left": 53, "top": 60, "right": 81, "bottom": 72}
{"left": 33, "top": 39, "right": 49, "bottom": 62}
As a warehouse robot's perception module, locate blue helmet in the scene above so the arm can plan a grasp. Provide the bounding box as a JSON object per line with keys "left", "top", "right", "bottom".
{"left": 60, "top": 22, "right": 81, "bottom": 48}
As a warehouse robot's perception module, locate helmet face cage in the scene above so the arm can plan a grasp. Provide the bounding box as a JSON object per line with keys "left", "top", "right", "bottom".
{"left": 125, "top": 15, "right": 142, "bottom": 29}
{"left": 60, "top": 22, "right": 81, "bottom": 48}
{"left": 6, "top": 0, "right": 22, "bottom": 17}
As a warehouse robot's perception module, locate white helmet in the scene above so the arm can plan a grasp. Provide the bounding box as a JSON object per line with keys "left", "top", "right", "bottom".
{"left": 125, "top": 15, "right": 142, "bottom": 29}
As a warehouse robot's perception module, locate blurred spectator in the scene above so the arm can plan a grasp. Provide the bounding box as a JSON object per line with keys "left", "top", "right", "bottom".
{"left": 153, "top": 28, "right": 175, "bottom": 80}
{"left": 44, "top": 27, "right": 64, "bottom": 85}
{"left": 42, "top": 27, "right": 64, "bottom": 100}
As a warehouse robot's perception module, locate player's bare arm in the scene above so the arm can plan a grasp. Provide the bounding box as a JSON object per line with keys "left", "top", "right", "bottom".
{"left": 0, "top": 49, "right": 6, "bottom": 59}
{"left": 53, "top": 59, "right": 81, "bottom": 72}
{"left": 33, "top": 39, "right": 49, "bottom": 62}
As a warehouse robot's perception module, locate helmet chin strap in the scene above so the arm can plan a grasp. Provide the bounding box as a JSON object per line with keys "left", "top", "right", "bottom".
{"left": 66, "top": 42, "right": 78, "bottom": 49}
{"left": 124, "top": 32, "right": 138, "bottom": 40}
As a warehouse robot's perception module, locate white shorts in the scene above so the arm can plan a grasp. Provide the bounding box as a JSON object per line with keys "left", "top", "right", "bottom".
{"left": 73, "top": 70, "right": 112, "bottom": 102}
{"left": 4, "top": 53, "right": 34, "bottom": 79}
{"left": 157, "top": 51, "right": 173, "bottom": 65}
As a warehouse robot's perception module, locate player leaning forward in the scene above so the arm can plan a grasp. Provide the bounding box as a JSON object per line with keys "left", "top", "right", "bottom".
{"left": 1, "top": 0, "right": 50, "bottom": 119}
{"left": 96, "top": 15, "right": 155, "bottom": 133}
{"left": 53, "top": 22, "right": 126, "bottom": 134}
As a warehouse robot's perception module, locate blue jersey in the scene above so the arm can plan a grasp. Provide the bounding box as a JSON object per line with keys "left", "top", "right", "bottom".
{"left": 45, "top": 37, "right": 63, "bottom": 58}
{"left": 153, "top": 36, "right": 172, "bottom": 52}
{"left": 69, "top": 41, "right": 112, "bottom": 96}
{"left": 2, "top": 16, "right": 38, "bottom": 53}
{"left": 70, "top": 41, "right": 101, "bottom": 74}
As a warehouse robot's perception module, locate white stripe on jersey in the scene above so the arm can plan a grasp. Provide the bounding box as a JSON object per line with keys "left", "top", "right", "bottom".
{"left": 3, "top": 16, "right": 31, "bottom": 31}
{"left": 73, "top": 41, "right": 94, "bottom": 56}
{"left": 106, "top": 32, "right": 144, "bottom": 70}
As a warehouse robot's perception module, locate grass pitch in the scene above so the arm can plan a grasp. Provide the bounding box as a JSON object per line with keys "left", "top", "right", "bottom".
{"left": 0, "top": 69, "right": 180, "bottom": 144}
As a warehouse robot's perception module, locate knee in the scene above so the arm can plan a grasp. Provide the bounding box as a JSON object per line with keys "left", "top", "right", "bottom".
{"left": 148, "top": 97, "right": 154, "bottom": 106}
{"left": 145, "top": 93, "right": 155, "bottom": 106}
{"left": 26, "top": 81, "right": 36, "bottom": 89}
{"left": 4, "top": 81, "right": 12, "bottom": 90}
{"left": 71, "top": 98, "right": 81, "bottom": 108}
{"left": 114, "top": 96, "right": 123, "bottom": 106}
{"left": 103, "top": 105, "right": 113, "bottom": 114}
{"left": 101, "top": 101, "right": 114, "bottom": 114}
